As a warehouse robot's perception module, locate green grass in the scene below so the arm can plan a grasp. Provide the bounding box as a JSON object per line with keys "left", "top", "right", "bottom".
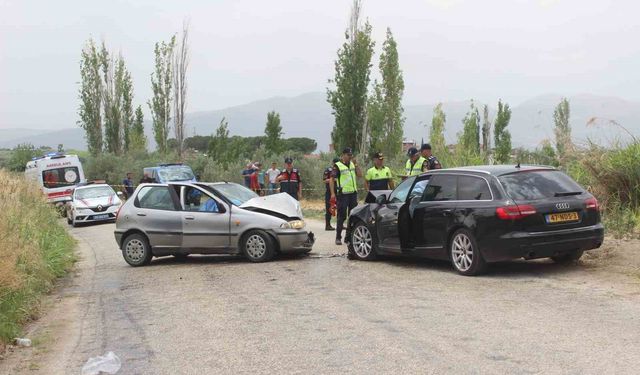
{"left": 0, "top": 170, "right": 76, "bottom": 344}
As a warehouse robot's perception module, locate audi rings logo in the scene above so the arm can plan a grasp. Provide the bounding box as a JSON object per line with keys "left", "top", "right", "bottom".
{"left": 555, "top": 202, "right": 570, "bottom": 210}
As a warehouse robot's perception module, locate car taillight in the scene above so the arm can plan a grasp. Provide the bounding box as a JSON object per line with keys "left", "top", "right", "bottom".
{"left": 496, "top": 204, "right": 537, "bottom": 220}
{"left": 585, "top": 197, "right": 599, "bottom": 211}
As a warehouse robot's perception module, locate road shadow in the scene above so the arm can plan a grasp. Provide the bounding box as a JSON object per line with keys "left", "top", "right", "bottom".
{"left": 148, "top": 252, "right": 313, "bottom": 267}
{"left": 374, "top": 254, "right": 587, "bottom": 279}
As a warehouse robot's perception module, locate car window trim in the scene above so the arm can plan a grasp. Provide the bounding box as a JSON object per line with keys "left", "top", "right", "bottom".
{"left": 422, "top": 172, "right": 495, "bottom": 202}
{"left": 133, "top": 184, "right": 181, "bottom": 211}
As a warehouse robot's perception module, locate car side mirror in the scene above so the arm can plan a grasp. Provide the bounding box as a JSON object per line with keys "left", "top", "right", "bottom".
{"left": 375, "top": 194, "right": 387, "bottom": 205}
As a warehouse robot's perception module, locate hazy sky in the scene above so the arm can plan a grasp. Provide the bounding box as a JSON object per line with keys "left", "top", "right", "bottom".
{"left": 1, "top": 0, "right": 639, "bottom": 130}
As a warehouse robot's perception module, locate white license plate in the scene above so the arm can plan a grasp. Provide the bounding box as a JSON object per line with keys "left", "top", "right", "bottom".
{"left": 93, "top": 214, "right": 109, "bottom": 220}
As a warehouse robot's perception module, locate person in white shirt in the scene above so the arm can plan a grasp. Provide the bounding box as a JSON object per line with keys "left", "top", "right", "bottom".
{"left": 266, "top": 162, "right": 281, "bottom": 195}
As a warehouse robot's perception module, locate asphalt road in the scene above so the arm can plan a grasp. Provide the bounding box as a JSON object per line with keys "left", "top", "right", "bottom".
{"left": 2, "top": 219, "right": 640, "bottom": 374}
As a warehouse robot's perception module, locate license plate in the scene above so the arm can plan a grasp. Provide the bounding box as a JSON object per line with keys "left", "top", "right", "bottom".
{"left": 546, "top": 211, "right": 579, "bottom": 223}
{"left": 93, "top": 214, "right": 109, "bottom": 220}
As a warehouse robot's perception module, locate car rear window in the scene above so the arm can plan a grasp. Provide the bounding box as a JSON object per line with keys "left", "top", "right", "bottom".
{"left": 498, "top": 170, "right": 584, "bottom": 201}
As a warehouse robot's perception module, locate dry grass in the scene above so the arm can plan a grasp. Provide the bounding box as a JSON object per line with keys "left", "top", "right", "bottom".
{"left": 0, "top": 169, "right": 75, "bottom": 344}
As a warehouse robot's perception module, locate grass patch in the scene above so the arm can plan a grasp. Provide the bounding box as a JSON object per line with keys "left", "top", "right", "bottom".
{"left": 0, "top": 169, "right": 75, "bottom": 344}
{"left": 301, "top": 199, "right": 328, "bottom": 221}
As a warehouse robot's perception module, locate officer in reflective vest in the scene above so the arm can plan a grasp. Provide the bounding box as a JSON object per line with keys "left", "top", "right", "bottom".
{"left": 365, "top": 152, "right": 395, "bottom": 191}
{"left": 404, "top": 147, "right": 425, "bottom": 179}
{"left": 420, "top": 143, "right": 442, "bottom": 171}
{"left": 276, "top": 157, "right": 302, "bottom": 200}
{"left": 329, "top": 147, "right": 362, "bottom": 246}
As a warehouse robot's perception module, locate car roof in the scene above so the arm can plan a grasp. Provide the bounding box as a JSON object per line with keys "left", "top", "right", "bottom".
{"left": 426, "top": 164, "right": 557, "bottom": 177}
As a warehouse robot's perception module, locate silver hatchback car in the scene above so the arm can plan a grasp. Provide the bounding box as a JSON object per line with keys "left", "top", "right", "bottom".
{"left": 114, "top": 182, "right": 315, "bottom": 266}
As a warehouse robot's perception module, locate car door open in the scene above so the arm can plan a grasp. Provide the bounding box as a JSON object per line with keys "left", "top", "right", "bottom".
{"left": 180, "top": 186, "right": 230, "bottom": 252}
{"left": 411, "top": 174, "right": 458, "bottom": 251}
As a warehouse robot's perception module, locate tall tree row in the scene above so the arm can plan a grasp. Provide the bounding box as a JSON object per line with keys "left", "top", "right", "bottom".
{"left": 481, "top": 104, "right": 491, "bottom": 157}
{"left": 149, "top": 35, "right": 176, "bottom": 155}
{"left": 493, "top": 100, "right": 512, "bottom": 164}
{"left": 327, "top": 0, "right": 374, "bottom": 154}
{"left": 78, "top": 38, "right": 136, "bottom": 156}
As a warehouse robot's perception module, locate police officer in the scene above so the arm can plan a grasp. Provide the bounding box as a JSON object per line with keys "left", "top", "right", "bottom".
{"left": 323, "top": 157, "right": 339, "bottom": 231}
{"left": 365, "top": 152, "right": 394, "bottom": 191}
{"left": 420, "top": 143, "right": 442, "bottom": 171}
{"left": 404, "top": 147, "right": 425, "bottom": 179}
{"left": 277, "top": 157, "right": 302, "bottom": 200}
{"left": 330, "top": 147, "right": 362, "bottom": 246}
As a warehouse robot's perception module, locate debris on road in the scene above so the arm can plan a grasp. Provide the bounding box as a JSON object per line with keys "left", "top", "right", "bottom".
{"left": 13, "top": 338, "right": 31, "bottom": 348}
{"left": 81, "top": 351, "right": 121, "bottom": 375}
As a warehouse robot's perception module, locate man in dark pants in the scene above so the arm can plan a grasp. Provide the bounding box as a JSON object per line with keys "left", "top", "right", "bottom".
{"left": 323, "top": 157, "right": 340, "bottom": 231}
{"left": 277, "top": 157, "right": 302, "bottom": 200}
{"left": 329, "top": 148, "right": 362, "bottom": 246}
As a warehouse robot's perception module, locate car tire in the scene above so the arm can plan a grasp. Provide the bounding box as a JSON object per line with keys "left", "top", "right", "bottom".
{"left": 242, "top": 230, "right": 275, "bottom": 263}
{"left": 122, "top": 233, "right": 153, "bottom": 267}
{"left": 551, "top": 250, "right": 584, "bottom": 264}
{"left": 449, "top": 228, "right": 487, "bottom": 276}
{"left": 348, "top": 221, "right": 377, "bottom": 261}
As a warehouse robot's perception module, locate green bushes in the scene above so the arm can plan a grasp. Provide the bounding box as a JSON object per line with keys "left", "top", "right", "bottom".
{"left": 0, "top": 170, "right": 75, "bottom": 343}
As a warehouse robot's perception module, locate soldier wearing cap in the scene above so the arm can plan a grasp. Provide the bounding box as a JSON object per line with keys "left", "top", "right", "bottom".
{"left": 420, "top": 143, "right": 442, "bottom": 171}
{"left": 323, "top": 157, "right": 340, "bottom": 231}
{"left": 404, "top": 147, "right": 425, "bottom": 179}
{"left": 330, "top": 147, "right": 362, "bottom": 245}
{"left": 276, "top": 157, "right": 302, "bottom": 200}
{"left": 365, "top": 152, "right": 394, "bottom": 191}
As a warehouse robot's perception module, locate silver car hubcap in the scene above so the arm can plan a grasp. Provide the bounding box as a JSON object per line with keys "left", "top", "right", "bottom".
{"left": 246, "top": 234, "right": 266, "bottom": 259}
{"left": 352, "top": 225, "right": 372, "bottom": 258}
{"left": 125, "top": 239, "right": 146, "bottom": 262}
{"left": 451, "top": 233, "right": 473, "bottom": 271}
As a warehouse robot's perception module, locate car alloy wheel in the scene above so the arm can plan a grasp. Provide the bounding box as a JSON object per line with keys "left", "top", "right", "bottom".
{"left": 125, "top": 239, "right": 146, "bottom": 262}
{"left": 449, "top": 228, "right": 486, "bottom": 276}
{"left": 348, "top": 222, "right": 377, "bottom": 261}
{"left": 451, "top": 233, "right": 473, "bottom": 272}
{"left": 246, "top": 234, "right": 266, "bottom": 259}
{"left": 353, "top": 225, "right": 372, "bottom": 258}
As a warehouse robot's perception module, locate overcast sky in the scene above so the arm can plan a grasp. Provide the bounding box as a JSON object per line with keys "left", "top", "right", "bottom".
{"left": 1, "top": 0, "right": 639, "bottom": 131}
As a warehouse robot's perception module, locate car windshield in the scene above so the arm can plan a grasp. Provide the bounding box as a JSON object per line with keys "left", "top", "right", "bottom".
{"left": 76, "top": 186, "right": 114, "bottom": 199}
{"left": 388, "top": 176, "right": 416, "bottom": 203}
{"left": 499, "top": 170, "right": 584, "bottom": 201}
{"left": 211, "top": 183, "right": 258, "bottom": 206}
{"left": 157, "top": 166, "right": 195, "bottom": 182}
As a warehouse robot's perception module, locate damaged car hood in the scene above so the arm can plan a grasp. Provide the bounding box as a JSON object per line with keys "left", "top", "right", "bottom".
{"left": 240, "top": 193, "right": 303, "bottom": 219}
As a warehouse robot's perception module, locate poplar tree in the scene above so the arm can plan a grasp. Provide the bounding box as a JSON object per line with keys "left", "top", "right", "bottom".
{"left": 482, "top": 104, "right": 491, "bottom": 157}
{"left": 379, "top": 28, "right": 404, "bottom": 157}
{"left": 129, "top": 105, "right": 147, "bottom": 152}
{"left": 460, "top": 101, "right": 481, "bottom": 155}
{"left": 554, "top": 98, "right": 572, "bottom": 162}
{"left": 366, "top": 83, "right": 385, "bottom": 155}
{"left": 149, "top": 35, "right": 176, "bottom": 154}
{"left": 264, "top": 111, "right": 283, "bottom": 155}
{"left": 493, "top": 100, "right": 512, "bottom": 164}
{"left": 78, "top": 39, "right": 103, "bottom": 155}
{"left": 209, "top": 118, "right": 231, "bottom": 168}
{"left": 327, "top": 0, "right": 374, "bottom": 153}
{"left": 429, "top": 103, "right": 447, "bottom": 157}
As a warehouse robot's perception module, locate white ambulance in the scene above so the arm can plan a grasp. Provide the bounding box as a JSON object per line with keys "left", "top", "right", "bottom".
{"left": 25, "top": 153, "right": 86, "bottom": 206}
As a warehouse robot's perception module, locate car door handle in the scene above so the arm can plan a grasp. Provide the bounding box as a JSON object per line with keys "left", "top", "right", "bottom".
{"left": 185, "top": 215, "right": 195, "bottom": 220}
{"left": 137, "top": 213, "right": 147, "bottom": 217}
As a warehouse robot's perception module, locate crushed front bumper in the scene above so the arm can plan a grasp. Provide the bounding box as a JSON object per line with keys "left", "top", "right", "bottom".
{"left": 276, "top": 231, "right": 315, "bottom": 253}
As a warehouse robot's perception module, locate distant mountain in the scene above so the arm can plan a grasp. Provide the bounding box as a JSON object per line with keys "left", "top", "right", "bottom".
{"left": 2, "top": 92, "right": 638, "bottom": 152}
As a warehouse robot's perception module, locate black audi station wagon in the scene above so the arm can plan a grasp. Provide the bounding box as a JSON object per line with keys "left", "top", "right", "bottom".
{"left": 347, "top": 165, "right": 604, "bottom": 275}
